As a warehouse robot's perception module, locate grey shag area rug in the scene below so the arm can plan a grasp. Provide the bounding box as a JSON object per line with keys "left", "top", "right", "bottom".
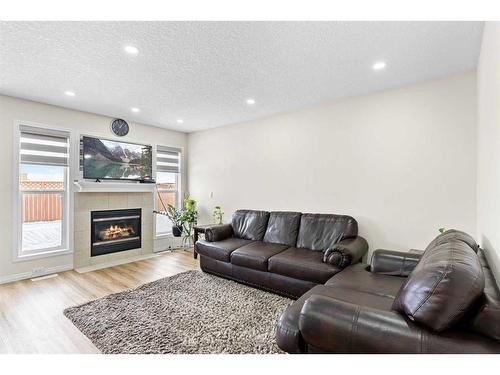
{"left": 64, "top": 270, "right": 292, "bottom": 354}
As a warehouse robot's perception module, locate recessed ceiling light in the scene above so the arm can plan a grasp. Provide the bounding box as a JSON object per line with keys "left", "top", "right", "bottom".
{"left": 124, "top": 45, "right": 139, "bottom": 55}
{"left": 64, "top": 91, "right": 75, "bottom": 97}
{"left": 372, "top": 61, "right": 387, "bottom": 71}
{"left": 176, "top": 119, "right": 184, "bottom": 124}
{"left": 131, "top": 107, "right": 140, "bottom": 113}
{"left": 246, "top": 98, "right": 256, "bottom": 105}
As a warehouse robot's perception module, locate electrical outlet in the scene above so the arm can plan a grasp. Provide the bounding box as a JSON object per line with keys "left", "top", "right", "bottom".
{"left": 31, "top": 267, "right": 47, "bottom": 277}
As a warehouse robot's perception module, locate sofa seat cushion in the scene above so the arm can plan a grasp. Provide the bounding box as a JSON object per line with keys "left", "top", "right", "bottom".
{"left": 196, "top": 238, "right": 254, "bottom": 262}
{"left": 268, "top": 247, "right": 341, "bottom": 284}
{"left": 275, "top": 283, "right": 396, "bottom": 353}
{"left": 231, "top": 241, "right": 290, "bottom": 271}
{"left": 326, "top": 263, "right": 406, "bottom": 299}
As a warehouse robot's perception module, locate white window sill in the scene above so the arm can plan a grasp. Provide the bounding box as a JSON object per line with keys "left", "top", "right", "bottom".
{"left": 155, "top": 233, "right": 173, "bottom": 239}
{"left": 14, "top": 248, "right": 73, "bottom": 263}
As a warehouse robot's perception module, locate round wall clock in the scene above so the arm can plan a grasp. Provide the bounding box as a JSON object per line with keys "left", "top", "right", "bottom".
{"left": 110, "top": 118, "right": 129, "bottom": 137}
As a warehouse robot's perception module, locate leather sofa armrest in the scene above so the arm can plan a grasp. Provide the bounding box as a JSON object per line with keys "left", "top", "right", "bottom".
{"left": 370, "top": 249, "right": 421, "bottom": 276}
{"left": 323, "top": 236, "right": 368, "bottom": 268}
{"left": 204, "top": 224, "right": 233, "bottom": 242}
{"left": 298, "top": 295, "right": 423, "bottom": 353}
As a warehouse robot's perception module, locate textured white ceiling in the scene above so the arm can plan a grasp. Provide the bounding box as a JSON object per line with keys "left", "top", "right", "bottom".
{"left": 0, "top": 21, "right": 483, "bottom": 133}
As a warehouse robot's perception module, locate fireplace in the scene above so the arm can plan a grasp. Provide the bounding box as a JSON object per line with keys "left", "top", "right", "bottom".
{"left": 91, "top": 208, "right": 141, "bottom": 257}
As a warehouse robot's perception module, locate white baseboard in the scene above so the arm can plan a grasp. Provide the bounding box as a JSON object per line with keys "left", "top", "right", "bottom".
{"left": 0, "top": 263, "right": 73, "bottom": 285}
{"left": 74, "top": 253, "right": 159, "bottom": 273}
{"left": 31, "top": 273, "right": 59, "bottom": 281}
{"left": 1, "top": 252, "right": 174, "bottom": 283}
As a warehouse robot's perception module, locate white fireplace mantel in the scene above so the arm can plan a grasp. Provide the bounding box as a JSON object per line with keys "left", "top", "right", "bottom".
{"left": 72, "top": 180, "right": 155, "bottom": 193}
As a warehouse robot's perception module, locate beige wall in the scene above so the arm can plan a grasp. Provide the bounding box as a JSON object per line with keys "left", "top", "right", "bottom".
{"left": 188, "top": 72, "right": 477, "bottom": 256}
{"left": 0, "top": 95, "right": 187, "bottom": 281}
{"left": 477, "top": 22, "right": 500, "bottom": 286}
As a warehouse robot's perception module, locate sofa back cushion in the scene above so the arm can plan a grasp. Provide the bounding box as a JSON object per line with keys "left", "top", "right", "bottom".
{"left": 231, "top": 209, "right": 270, "bottom": 241}
{"left": 466, "top": 250, "right": 500, "bottom": 342}
{"left": 296, "top": 213, "right": 358, "bottom": 251}
{"left": 263, "top": 211, "right": 302, "bottom": 246}
{"left": 392, "top": 240, "right": 485, "bottom": 332}
{"left": 425, "top": 229, "right": 479, "bottom": 253}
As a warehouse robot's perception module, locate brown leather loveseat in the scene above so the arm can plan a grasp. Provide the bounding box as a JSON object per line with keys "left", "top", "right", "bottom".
{"left": 275, "top": 229, "right": 500, "bottom": 353}
{"left": 195, "top": 209, "right": 368, "bottom": 298}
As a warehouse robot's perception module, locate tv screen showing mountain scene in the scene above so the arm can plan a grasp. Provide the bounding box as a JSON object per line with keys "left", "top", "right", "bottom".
{"left": 83, "top": 136, "right": 153, "bottom": 180}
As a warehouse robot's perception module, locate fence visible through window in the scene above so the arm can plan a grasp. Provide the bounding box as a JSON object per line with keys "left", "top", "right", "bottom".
{"left": 20, "top": 179, "right": 64, "bottom": 222}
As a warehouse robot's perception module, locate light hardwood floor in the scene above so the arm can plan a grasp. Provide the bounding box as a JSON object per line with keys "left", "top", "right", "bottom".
{"left": 0, "top": 250, "right": 199, "bottom": 353}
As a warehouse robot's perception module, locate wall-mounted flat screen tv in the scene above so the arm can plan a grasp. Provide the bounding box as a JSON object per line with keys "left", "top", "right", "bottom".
{"left": 82, "top": 136, "right": 153, "bottom": 181}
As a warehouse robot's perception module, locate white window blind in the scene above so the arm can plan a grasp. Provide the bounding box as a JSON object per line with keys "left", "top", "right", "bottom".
{"left": 156, "top": 145, "right": 181, "bottom": 173}
{"left": 20, "top": 126, "right": 69, "bottom": 166}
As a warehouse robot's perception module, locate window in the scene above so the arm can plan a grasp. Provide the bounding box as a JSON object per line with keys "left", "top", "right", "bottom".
{"left": 155, "top": 145, "right": 181, "bottom": 236}
{"left": 17, "top": 126, "right": 70, "bottom": 258}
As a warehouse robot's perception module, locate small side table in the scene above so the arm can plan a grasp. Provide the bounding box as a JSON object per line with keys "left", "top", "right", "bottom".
{"left": 193, "top": 224, "right": 213, "bottom": 259}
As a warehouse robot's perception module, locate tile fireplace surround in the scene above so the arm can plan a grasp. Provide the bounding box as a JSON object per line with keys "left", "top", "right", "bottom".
{"left": 74, "top": 192, "right": 154, "bottom": 269}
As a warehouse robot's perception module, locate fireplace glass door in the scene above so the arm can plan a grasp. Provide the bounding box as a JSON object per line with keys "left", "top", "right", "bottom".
{"left": 91, "top": 208, "right": 141, "bottom": 256}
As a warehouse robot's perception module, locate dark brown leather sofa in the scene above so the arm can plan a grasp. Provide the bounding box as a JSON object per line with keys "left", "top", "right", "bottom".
{"left": 276, "top": 229, "right": 500, "bottom": 353}
{"left": 195, "top": 209, "right": 368, "bottom": 298}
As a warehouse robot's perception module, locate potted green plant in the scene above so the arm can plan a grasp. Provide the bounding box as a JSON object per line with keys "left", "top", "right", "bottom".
{"left": 180, "top": 196, "right": 198, "bottom": 244}
{"left": 154, "top": 204, "right": 184, "bottom": 237}
{"left": 213, "top": 206, "right": 223, "bottom": 224}
{"left": 154, "top": 184, "right": 185, "bottom": 237}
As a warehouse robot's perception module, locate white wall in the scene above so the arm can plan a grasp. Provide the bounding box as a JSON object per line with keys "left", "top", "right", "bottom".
{"left": 477, "top": 22, "right": 500, "bottom": 285}
{"left": 188, "top": 72, "right": 477, "bottom": 255}
{"left": 0, "top": 95, "right": 187, "bottom": 282}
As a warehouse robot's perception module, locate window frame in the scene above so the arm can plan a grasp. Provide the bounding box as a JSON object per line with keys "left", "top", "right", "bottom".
{"left": 12, "top": 121, "right": 74, "bottom": 262}
{"left": 154, "top": 145, "right": 182, "bottom": 238}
